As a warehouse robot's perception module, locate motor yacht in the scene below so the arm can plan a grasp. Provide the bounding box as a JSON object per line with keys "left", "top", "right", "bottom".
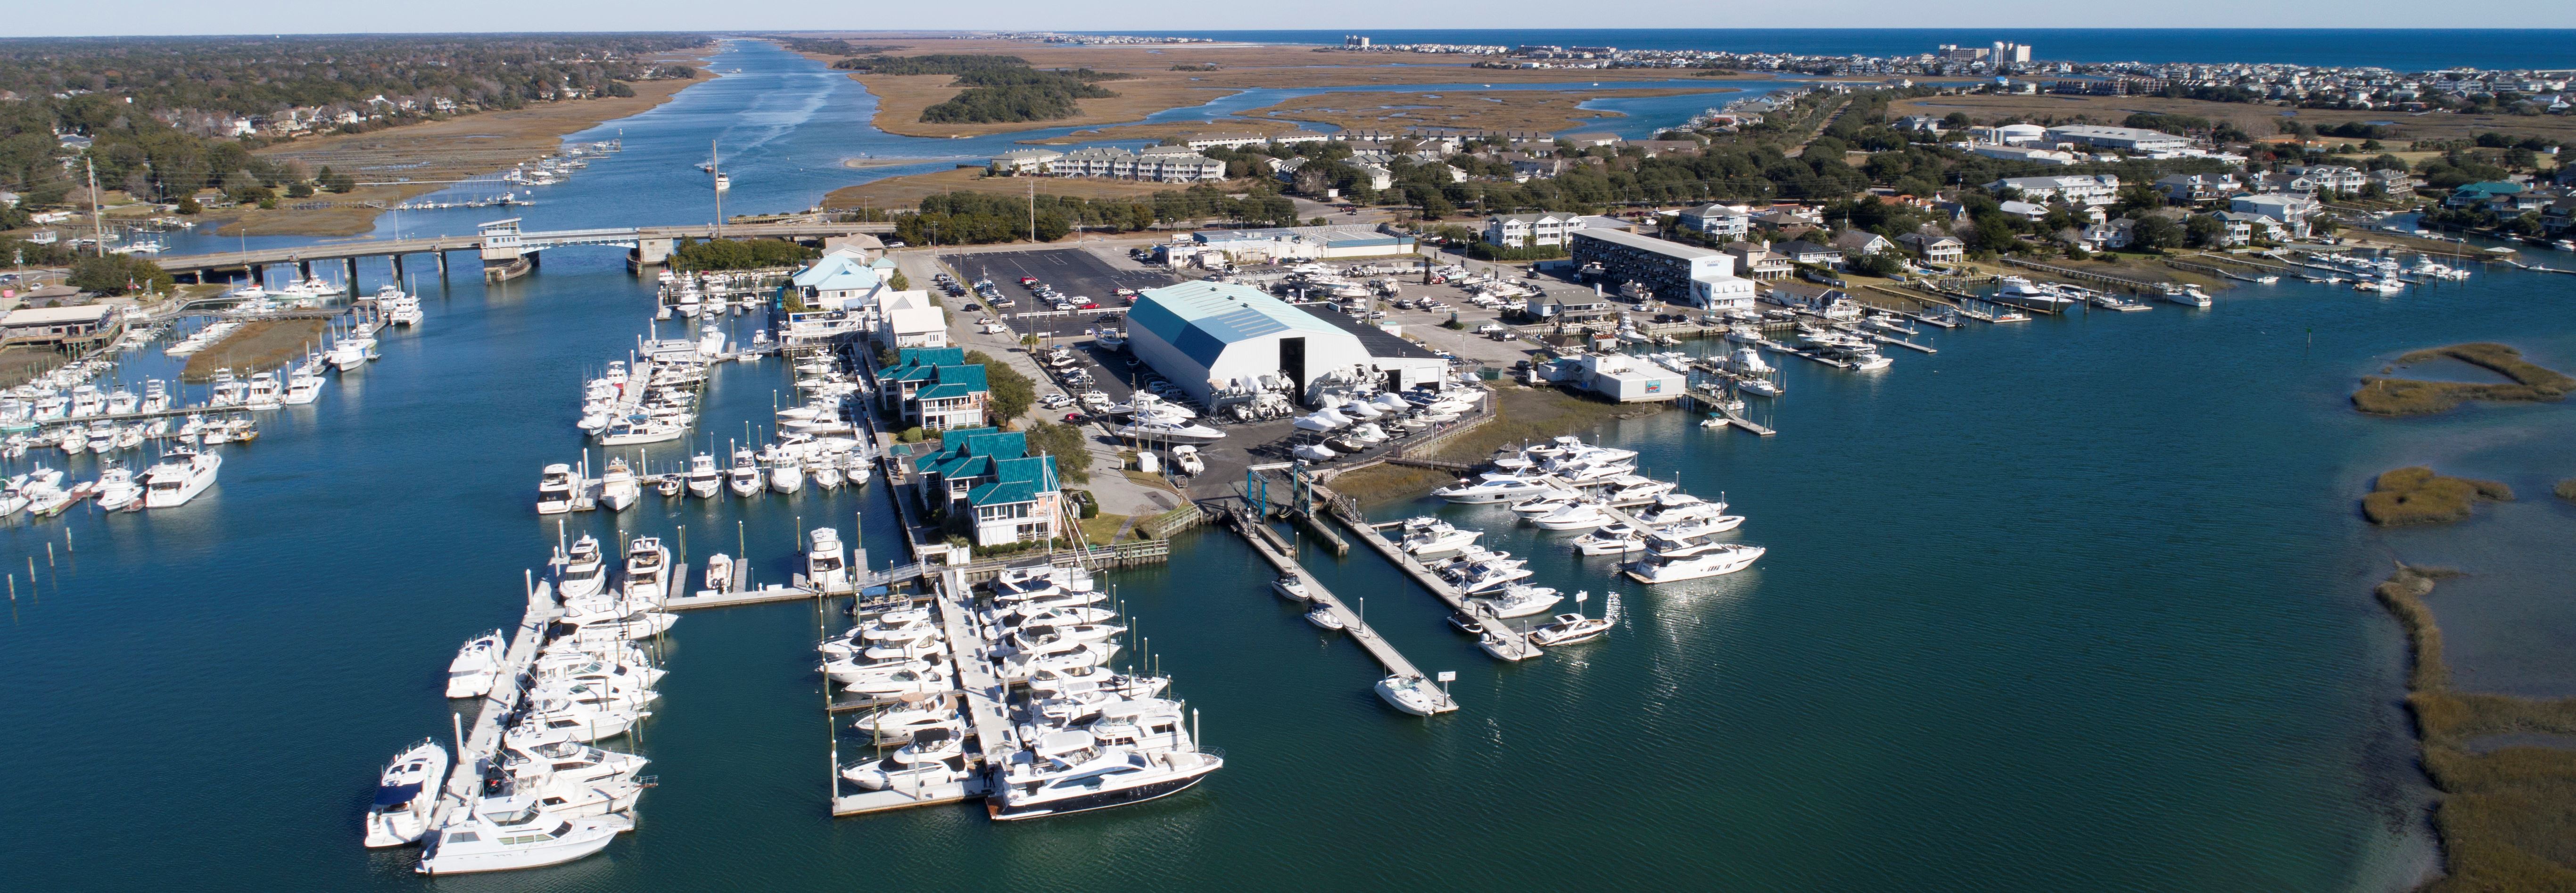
{"left": 557, "top": 535, "right": 608, "bottom": 600}
{"left": 486, "top": 771, "right": 643, "bottom": 820}
{"left": 363, "top": 739, "right": 451, "bottom": 848}
{"left": 2158, "top": 283, "right": 2212, "bottom": 307}
{"left": 282, "top": 369, "right": 324, "bottom": 405}
{"left": 330, "top": 339, "right": 368, "bottom": 371}
{"left": 806, "top": 527, "right": 849, "bottom": 592}
{"left": 413, "top": 797, "right": 632, "bottom": 875}
{"left": 842, "top": 727, "right": 971, "bottom": 791}
{"left": 1527, "top": 610, "right": 1611, "bottom": 646}
{"left": 1474, "top": 584, "right": 1564, "bottom": 619}
{"left": 535, "top": 463, "right": 577, "bottom": 514}
{"left": 1267, "top": 571, "right": 1311, "bottom": 602}
{"left": 727, "top": 448, "right": 761, "bottom": 496}
{"left": 857, "top": 706, "right": 965, "bottom": 746}
{"left": 1399, "top": 520, "right": 1481, "bottom": 555}
{"left": 597, "top": 416, "right": 684, "bottom": 446}
{"left": 1114, "top": 418, "right": 1226, "bottom": 444}
{"left": 1507, "top": 490, "right": 1582, "bottom": 517}
{"left": 622, "top": 537, "right": 671, "bottom": 602}
{"left": 597, "top": 458, "right": 639, "bottom": 511}
{"left": 1571, "top": 524, "right": 1647, "bottom": 555}
{"left": 839, "top": 664, "right": 950, "bottom": 696}
{"left": 1530, "top": 503, "right": 1612, "bottom": 532}
{"left": 1432, "top": 474, "right": 1556, "bottom": 504}
{"left": 92, "top": 464, "right": 143, "bottom": 512}
{"left": 1374, "top": 674, "right": 1449, "bottom": 716}
{"left": 767, "top": 451, "right": 804, "bottom": 494}
{"left": 446, "top": 630, "right": 506, "bottom": 698}
{"left": 1624, "top": 544, "right": 1767, "bottom": 584}
{"left": 989, "top": 730, "right": 1222, "bottom": 820}
{"left": 140, "top": 446, "right": 220, "bottom": 508}
{"left": 1449, "top": 559, "right": 1534, "bottom": 594}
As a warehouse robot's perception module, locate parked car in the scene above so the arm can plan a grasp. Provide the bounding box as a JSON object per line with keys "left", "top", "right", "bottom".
{"left": 1062, "top": 412, "right": 1091, "bottom": 424}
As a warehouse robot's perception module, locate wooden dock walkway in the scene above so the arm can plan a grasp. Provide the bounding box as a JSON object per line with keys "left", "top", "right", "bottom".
{"left": 1230, "top": 511, "right": 1460, "bottom": 709}
{"left": 830, "top": 574, "right": 994, "bottom": 816}
{"left": 1339, "top": 515, "right": 1542, "bottom": 662}
{"left": 430, "top": 578, "right": 562, "bottom": 828}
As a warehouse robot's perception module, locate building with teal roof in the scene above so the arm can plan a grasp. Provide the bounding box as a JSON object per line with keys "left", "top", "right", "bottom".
{"left": 914, "top": 426, "right": 1062, "bottom": 547}
{"left": 875, "top": 347, "right": 986, "bottom": 430}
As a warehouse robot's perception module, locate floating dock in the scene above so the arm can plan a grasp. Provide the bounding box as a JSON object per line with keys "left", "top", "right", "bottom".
{"left": 1230, "top": 511, "right": 1460, "bottom": 710}
{"left": 829, "top": 576, "right": 996, "bottom": 816}
{"left": 1343, "top": 516, "right": 1544, "bottom": 662}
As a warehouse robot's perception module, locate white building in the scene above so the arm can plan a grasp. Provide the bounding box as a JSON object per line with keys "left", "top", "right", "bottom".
{"left": 1971, "top": 144, "right": 2079, "bottom": 165}
{"left": 2042, "top": 125, "right": 2191, "bottom": 152}
{"left": 1184, "top": 132, "right": 1329, "bottom": 151}
{"left": 1568, "top": 229, "right": 1753, "bottom": 310}
{"left": 1484, "top": 212, "right": 1585, "bottom": 248}
{"left": 1125, "top": 281, "right": 1448, "bottom": 406}
{"left": 1987, "top": 174, "right": 2121, "bottom": 207}
{"left": 877, "top": 290, "right": 948, "bottom": 349}
{"left": 1676, "top": 203, "right": 1751, "bottom": 239}
{"left": 1577, "top": 353, "right": 1684, "bottom": 403}
{"left": 991, "top": 149, "right": 1063, "bottom": 173}
{"left": 1046, "top": 147, "right": 1228, "bottom": 183}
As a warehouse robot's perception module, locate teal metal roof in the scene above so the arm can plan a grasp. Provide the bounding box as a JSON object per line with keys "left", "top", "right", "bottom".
{"left": 1129, "top": 281, "right": 1347, "bottom": 369}
{"left": 967, "top": 455, "right": 1059, "bottom": 507}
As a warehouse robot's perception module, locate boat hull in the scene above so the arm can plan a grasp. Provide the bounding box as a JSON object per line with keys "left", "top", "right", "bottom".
{"left": 990, "top": 768, "right": 1212, "bottom": 821}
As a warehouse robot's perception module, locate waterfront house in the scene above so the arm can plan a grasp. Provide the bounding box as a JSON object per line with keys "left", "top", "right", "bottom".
{"left": 876, "top": 347, "right": 990, "bottom": 431}
{"left": 788, "top": 248, "right": 889, "bottom": 312}
{"left": 2082, "top": 217, "right": 2135, "bottom": 250}
{"left": 1772, "top": 240, "right": 1844, "bottom": 266}
{"left": 1897, "top": 232, "right": 1965, "bottom": 264}
{"left": 916, "top": 428, "right": 1063, "bottom": 548}
{"left": 2284, "top": 165, "right": 2367, "bottom": 194}
{"left": 2446, "top": 181, "right": 2522, "bottom": 208}
{"left": 1831, "top": 231, "right": 1894, "bottom": 257}
{"left": 2155, "top": 173, "right": 2241, "bottom": 205}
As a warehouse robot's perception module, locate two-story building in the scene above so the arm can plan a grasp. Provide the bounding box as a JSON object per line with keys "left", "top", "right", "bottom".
{"left": 1484, "top": 212, "right": 1586, "bottom": 248}
{"left": 915, "top": 428, "right": 1063, "bottom": 548}
{"left": 1897, "top": 232, "right": 1965, "bottom": 264}
{"left": 2154, "top": 173, "right": 2241, "bottom": 204}
{"left": 1987, "top": 174, "right": 2121, "bottom": 206}
{"left": 876, "top": 348, "right": 990, "bottom": 431}
{"left": 1676, "top": 203, "right": 1750, "bottom": 239}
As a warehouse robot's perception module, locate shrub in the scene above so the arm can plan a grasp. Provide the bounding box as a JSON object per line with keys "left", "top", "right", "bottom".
{"left": 899, "top": 427, "right": 925, "bottom": 443}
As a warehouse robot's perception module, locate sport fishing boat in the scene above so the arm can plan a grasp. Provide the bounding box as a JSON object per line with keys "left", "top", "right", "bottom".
{"left": 596, "top": 457, "right": 639, "bottom": 511}
{"left": 685, "top": 453, "right": 722, "bottom": 498}
{"left": 727, "top": 447, "right": 761, "bottom": 496}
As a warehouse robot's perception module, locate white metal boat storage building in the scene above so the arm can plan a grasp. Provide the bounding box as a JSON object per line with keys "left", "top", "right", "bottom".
{"left": 1128, "top": 281, "right": 1445, "bottom": 407}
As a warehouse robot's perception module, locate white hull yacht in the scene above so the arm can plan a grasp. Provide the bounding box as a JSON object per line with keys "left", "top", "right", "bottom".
{"left": 414, "top": 797, "right": 631, "bottom": 875}
{"left": 364, "top": 740, "right": 452, "bottom": 848}
{"left": 141, "top": 447, "right": 221, "bottom": 508}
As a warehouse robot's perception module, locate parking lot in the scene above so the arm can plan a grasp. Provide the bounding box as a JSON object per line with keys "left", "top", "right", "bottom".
{"left": 936, "top": 247, "right": 1182, "bottom": 340}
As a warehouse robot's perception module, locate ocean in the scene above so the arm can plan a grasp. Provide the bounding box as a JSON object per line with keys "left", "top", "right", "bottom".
{"left": 1100, "top": 29, "right": 2576, "bottom": 71}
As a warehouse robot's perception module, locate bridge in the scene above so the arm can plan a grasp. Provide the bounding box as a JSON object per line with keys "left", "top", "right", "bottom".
{"left": 156, "top": 218, "right": 897, "bottom": 286}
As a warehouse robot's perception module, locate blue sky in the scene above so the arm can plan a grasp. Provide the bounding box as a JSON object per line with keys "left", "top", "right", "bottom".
{"left": 18, "top": 3, "right": 2576, "bottom": 36}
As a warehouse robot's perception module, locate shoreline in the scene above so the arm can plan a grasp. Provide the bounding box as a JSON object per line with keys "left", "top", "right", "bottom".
{"left": 205, "top": 51, "right": 714, "bottom": 239}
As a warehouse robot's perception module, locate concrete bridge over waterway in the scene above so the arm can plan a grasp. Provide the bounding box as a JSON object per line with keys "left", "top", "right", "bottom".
{"left": 156, "top": 218, "right": 896, "bottom": 286}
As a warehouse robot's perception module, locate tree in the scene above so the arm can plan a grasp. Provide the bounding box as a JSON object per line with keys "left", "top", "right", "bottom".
{"left": 887, "top": 270, "right": 909, "bottom": 290}
{"left": 175, "top": 196, "right": 201, "bottom": 215}
{"left": 2128, "top": 215, "right": 2183, "bottom": 252}
{"left": 965, "top": 350, "right": 1036, "bottom": 423}
{"left": 1845, "top": 251, "right": 1903, "bottom": 277}
{"left": 2183, "top": 214, "right": 2225, "bottom": 248}
{"left": 1023, "top": 420, "right": 1093, "bottom": 484}
{"left": 69, "top": 254, "right": 172, "bottom": 295}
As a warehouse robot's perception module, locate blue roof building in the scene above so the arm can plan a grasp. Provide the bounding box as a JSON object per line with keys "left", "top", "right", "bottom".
{"left": 875, "top": 347, "right": 985, "bottom": 430}
{"left": 915, "top": 426, "right": 1063, "bottom": 547}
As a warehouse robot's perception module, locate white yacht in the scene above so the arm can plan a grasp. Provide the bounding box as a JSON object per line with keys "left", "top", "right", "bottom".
{"left": 329, "top": 339, "right": 368, "bottom": 371}
{"left": 1572, "top": 524, "right": 1646, "bottom": 555}
{"left": 1530, "top": 503, "right": 1612, "bottom": 532}
{"left": 680, "top": 453, "right": 720, "bottom": 498}
{"left": 806, "top": 527, "right": 849, "bottom": 592}
{"left": 1624, "top": 544, "right": 1767, "bottom": 584}
{"left": 2158, "top": 283, "right": 2212, "bottom": 307}
{"left": 414, "top": 797, "right": 632, "bottom": 875}
{"left": 1431, "top": 474, "right": 1556, "bottom": 504}
{"left": 1374, "top": 674, "right": 1450, "bottom": 716}
{"left": 92, "top": 464, "right": 143, "bottom": 512}
{"left": 557, "top": 535, "right": 608, "bottom": 601}
{"left": 1398, "top": 519, "right": 1481, "bottom": 555}
{"left": 1474, "top": 584, "right": 1564, "bottom": 619}
{"left": 383, "top": 290, "right": 425, "bottom": 326}
{"left": 1113, "top": 418, "right": 1225, "bottom": 444}
{"left": 535, "top": 463, "right": 577, "bottom": 514}
{"left": 622, "top": 537, "right": 671, "bottom": 602}
{"left": 282, "top": 368, "right": 324, "bottom": 405}
{"left": 727, "top": 448, "right": 761, "bottom": 496}
{"left": 1527, "top": 610, "right": 1612, "bottom": 646}
{"left": 989, "top": 730, "right": 1223, "bottom": 820}
{"left": 1269, "top": 571, "right": 1311, "bottom": 602}
{"left": 597, "top": 458, "right": 639, "bottom": 512}
{"left": 141, "top": 446, "right": 221, "bottom": 508}
{"left": 767, "top": 452, "right": 804, "bottom": 494}
{"left": 446, "top": 630, "right": 506, "bottom": 698}
{"left": 842, "top": 728, "right": 971, "bottom": 792}
{"left": 363, "top": 739, "right": 452, "bottom": 848}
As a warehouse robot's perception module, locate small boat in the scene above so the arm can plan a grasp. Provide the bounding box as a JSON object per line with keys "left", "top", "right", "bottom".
{"left": 1305, "top": 606, "right": 1345, "bottom": 630}
{"left": 1374, "top": 674, "right": 1448, "bottom": 716}
{"left": 1269, "top": 572, "right": 1310, "bottom": 602}
{"left": 1526, "top": 609, "right": 1611, "bottom": 646}
{"left": 702, "top": 553, "right": 735, "bottom": 595}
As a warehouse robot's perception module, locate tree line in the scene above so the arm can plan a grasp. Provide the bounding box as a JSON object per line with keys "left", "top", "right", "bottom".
{"left": 887, "top": 185, "right": 1299, "bottom": 246}
{"left": 826, "top": 53, "right": 1128, "bottom": 124}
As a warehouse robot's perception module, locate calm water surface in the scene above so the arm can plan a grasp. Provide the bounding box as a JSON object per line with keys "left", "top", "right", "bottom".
{"left": 5, "top": 38, "right": 2573, "bottom": 892}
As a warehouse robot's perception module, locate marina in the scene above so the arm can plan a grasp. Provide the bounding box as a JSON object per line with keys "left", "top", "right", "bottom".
{"left": 12, "top": 32, "right": 2576, "bottom": 893}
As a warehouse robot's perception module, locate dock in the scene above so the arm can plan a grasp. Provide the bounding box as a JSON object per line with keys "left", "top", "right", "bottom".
{"left": 1229, "top": 510, "right": 1461, "bottom": 709}
{"left": 830, "top": 574, "right": 995, "bottom": 816}
{"left": 1341, "top": 516, "right": 1543, "bottom": 662}
{"left": 1867, "top": 333, "right": 1936, "bottom": 354}
{"left": 429, "top": 578, "right": 561, "bottom": 828}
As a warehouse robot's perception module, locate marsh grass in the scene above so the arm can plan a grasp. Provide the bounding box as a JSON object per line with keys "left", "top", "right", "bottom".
{"left": 2354, "top": 343, "right": 2576, "bottom": 416}
{"left": 2364, "top": 466, "right": 2513, "bottom": 526}
{"left": 180, "top": 319, "right": 329, "bottom": 383}
{"left": 2378, "top": 564, "right": 2576, "bottom": 890}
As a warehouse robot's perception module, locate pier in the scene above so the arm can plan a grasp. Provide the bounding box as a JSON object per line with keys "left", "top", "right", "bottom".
{"left": 154, "top": 219, "right": 894, "bottom": 285}
{"left": 1226, "top": 508, "right": 1459, "bottom": 711}
{"left": 1339, "top": 515, "right": 1544, "bottom": 662}
{"left": 829, "top": 575, "right": 995, "bottom": 817}
{"left": 429, "top": 577, "right": 562, "bottom": 829}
